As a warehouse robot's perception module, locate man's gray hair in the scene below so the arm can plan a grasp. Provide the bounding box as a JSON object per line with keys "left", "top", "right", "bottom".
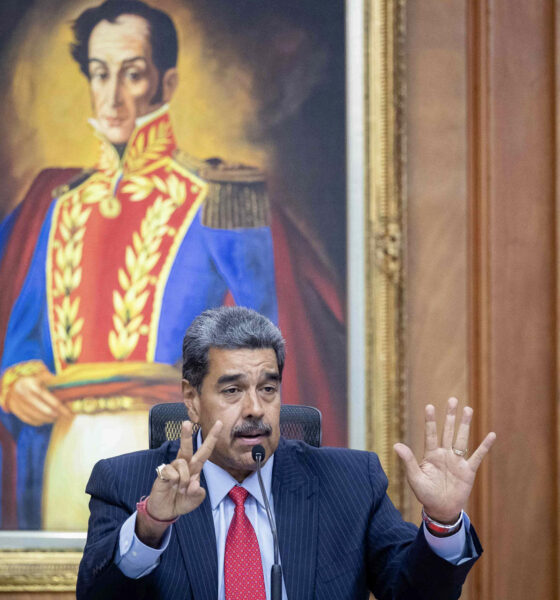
{"left": 182, "top": 306, "right": 285, "bottom": 390}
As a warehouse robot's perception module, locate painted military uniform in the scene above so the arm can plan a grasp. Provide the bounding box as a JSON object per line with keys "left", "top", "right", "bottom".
{"left": 0, "top": 106, "right": 276, "bottom": 529}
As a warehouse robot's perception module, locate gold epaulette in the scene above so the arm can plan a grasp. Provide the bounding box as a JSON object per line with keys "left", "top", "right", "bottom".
{"left": 173, "top": 151, "right": 269, "bottom": 229}
{"left": 51, "top": 169, "right": 96, "bottom": 199}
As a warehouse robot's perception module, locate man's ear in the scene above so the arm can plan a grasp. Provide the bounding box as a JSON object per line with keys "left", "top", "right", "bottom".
{"left": 182, "top": 378, "right": 200, "bottom": 422}
{"left": 162, "top": 68, "right": 178, "bottom": 103}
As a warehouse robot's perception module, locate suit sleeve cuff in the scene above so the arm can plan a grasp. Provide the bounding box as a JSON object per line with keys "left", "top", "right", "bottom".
{"left": 115, "top": 510, "right": 172, "bottom": 579}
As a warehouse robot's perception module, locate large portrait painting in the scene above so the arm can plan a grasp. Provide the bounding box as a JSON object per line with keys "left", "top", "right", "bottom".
{"left": 0, "top": 0, "right": 346, "bottom": 535}
{"left": 0, "top": 0, "right": 406, "bottom": 591}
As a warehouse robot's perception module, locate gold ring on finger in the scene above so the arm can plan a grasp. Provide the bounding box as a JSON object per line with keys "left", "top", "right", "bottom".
{"left": 156, "top": 463, "right": 169, "bottom": 481}
{"left": 452, "top": 447, "right": 468, "bottom": 457}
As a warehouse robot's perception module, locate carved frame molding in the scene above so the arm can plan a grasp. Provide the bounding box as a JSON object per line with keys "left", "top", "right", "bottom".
{"left": 364, "top": 0, "right": 407, "bottom": 508}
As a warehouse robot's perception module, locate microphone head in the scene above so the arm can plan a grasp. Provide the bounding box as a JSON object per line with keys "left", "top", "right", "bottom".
{"left": 252, "top": 445, "right": 266, "bottom": 463}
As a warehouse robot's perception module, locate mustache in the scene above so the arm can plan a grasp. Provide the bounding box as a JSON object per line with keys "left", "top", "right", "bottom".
{"left": 231, "top": 418, "right": 272, "bottom": 438}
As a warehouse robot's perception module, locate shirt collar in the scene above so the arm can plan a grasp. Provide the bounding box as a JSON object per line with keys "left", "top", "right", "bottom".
{"left": 199, "top": 430, "right": 275, "bottom": 510}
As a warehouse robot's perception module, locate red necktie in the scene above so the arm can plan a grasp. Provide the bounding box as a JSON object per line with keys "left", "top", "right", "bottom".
{"left": 224, "top": 486, "right": 266, "bottom": 600}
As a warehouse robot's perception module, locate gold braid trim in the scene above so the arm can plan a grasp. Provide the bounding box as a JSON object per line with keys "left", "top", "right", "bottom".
{"left": 173, "top": 152, "right": 270, "bottom": 229}
{"left": 0, "top": 361, "right": 49, "bottom": 412}
{"left": 202, "top": 180, "right": 269, "bottom": 229}
{"left": 68, "top": 396, "right": 148, "bottom": 414}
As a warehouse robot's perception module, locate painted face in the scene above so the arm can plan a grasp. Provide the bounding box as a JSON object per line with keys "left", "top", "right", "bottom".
{"left": 184, "top": 347, "right": 282, "bottom": 482}
{"left": 87, "top": 14, "right": 165, "bottom": 144}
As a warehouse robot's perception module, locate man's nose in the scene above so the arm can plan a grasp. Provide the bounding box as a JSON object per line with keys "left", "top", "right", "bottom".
{"left": 107, "top": 74, "right": 123, "bottom": 107}
{"left": 242, "top": 389, "right": 265, "bottom": 418}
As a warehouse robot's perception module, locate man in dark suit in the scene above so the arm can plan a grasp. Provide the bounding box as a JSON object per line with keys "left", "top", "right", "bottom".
{"left": 77, "top": 306, "right": 496, "bottom": 599}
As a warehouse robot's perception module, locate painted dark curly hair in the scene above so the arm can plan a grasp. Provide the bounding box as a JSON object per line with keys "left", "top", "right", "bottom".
{"left": 70, "top": 0, "right": 178, "bottom": 96}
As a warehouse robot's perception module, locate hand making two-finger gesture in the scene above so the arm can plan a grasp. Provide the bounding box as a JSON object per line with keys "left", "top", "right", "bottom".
{"left": 394, "top": 397, "right": 496, "bottom": 524}
{"left": 136, "top": 419, "right": 222, "bottom": 546}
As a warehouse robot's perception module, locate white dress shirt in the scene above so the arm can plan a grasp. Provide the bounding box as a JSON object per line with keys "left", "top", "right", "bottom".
{"left": 115, "top": 438, "right": 469, "bottom": 597}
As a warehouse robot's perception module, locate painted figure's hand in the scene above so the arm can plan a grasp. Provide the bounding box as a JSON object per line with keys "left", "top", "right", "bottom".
{"left": 136, "top": 420, "right": 223, "bottom": 547}
{"left": 394, "top": 397, "right": 496, "bottom": 523}
{"left": 8, "top": 375, "right": 72, "bottom": 426}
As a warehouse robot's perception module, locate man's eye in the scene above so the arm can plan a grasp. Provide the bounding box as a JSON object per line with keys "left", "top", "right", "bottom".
{"left": 222, "top": 387, "right": 239, "bottom": 395}
{"left": 262, "top": 386, "right": 277, "bottom": 393}
{"left": 90, "top": 72, "right": 108, "bottom": 81}
{"left": 126, "top": 70, "right": 143, "bottom": 81}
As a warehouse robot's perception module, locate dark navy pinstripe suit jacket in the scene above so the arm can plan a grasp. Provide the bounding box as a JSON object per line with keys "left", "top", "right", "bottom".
{"left": 77, "top": 437, "right": 481, "bottom": 600}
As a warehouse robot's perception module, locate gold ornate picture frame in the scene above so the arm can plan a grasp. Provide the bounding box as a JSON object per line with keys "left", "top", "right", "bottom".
{"left": 363, "top": 0, "right": 407, "bottom": 508}
{"left": 0, "top": 0, "right": 406, "bottom": 591}
{"left": 0, "top": 540, "right": 83, "bottom": 591}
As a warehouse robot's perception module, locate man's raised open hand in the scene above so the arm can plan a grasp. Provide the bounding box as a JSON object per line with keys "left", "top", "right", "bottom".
{"left": 394, "top": 397, "right": 496, "bottom": 524}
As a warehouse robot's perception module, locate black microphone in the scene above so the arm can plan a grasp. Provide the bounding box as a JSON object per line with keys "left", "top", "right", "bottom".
{"left": 252, "top": 444, "right": 282, "bottom": 600}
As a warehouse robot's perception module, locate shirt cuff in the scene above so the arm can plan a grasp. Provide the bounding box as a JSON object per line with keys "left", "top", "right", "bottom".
{"left": 115, "top": 510, "right": 172, "bottom": 579}
{"left": 423, "top": 512, "right": 469, "bottom": 564}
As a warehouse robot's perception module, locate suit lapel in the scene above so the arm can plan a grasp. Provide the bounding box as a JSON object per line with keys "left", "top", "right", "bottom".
{"left": 168, "top": 436, "right": 319, "bottom": 599}
{"left": 170, "top": 438, "right": 219, "bottom": 600}
{"left": 272, "top": 438, "right": 319, "bottom": 600}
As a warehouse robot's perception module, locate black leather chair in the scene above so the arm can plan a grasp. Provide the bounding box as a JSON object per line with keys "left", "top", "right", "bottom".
{"left": 149, "top": 402, "right": 322, "bottom": 449}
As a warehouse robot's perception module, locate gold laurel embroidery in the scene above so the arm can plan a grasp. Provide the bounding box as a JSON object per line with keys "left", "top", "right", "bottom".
{"left": 81, "top": 176, "right": 121, "bottom": 218}
{"left": 97, "top": 138, "right": 119, "bottom": 176}
{"left": 0, "top": 361, "right": 48, "bottom": 411}
{"left": 108, "top": 174, "right": 187, "bottom": 360}
{"left": 125, "top": 120, "right": 172, "bottom": 173}
{"left": 52, "top": 191, "right": 91, "bottom": 365}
